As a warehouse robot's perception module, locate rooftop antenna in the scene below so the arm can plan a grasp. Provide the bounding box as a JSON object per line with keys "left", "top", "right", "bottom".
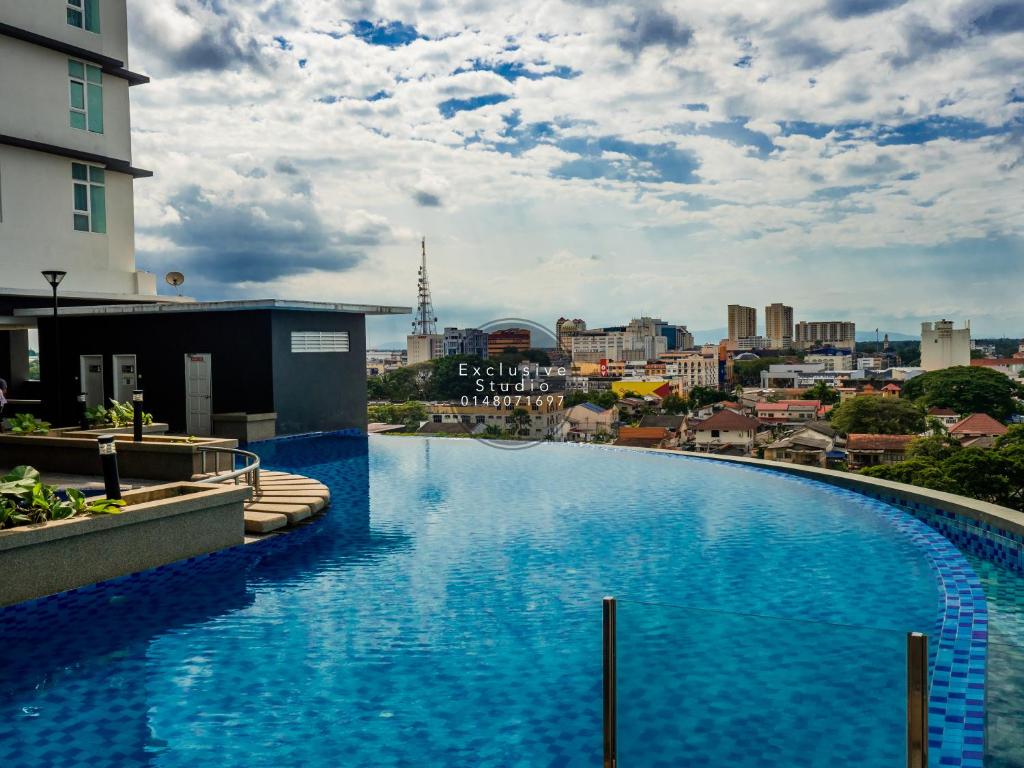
{"left": 165, "top": 271, "right": 185, "bottom": 296}
{"left": 411, "top": 237, "right": 438, "bottom": 335}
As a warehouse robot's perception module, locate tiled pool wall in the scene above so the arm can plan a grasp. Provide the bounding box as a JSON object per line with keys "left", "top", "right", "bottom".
{"left": 607, "top": 446, "right": 993, "bottom": 768}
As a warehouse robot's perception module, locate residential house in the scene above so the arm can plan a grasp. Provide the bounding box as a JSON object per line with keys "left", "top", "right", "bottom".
{"left": 846, "top": 434, "right": 917, "bottom": 469}
{"left": 693, "top": 410, "right": 761, "bottom": 454}
{"left": 429, "top": 399, "right": 569, "bottom": 441}
{"left": 638, "top": 414, "right": 685, "bottom": 446}
{"left": 763, "top": 422, "right": 843, "bottom": 467}
{"left": 756, "top": 400, "right": 821, "bottom": 426}
{"left": 971, "top": 358, "right": 1024, "bottom": 380}
{"left": 614, "top": 426, "right": 671, "bottom": 448}
{"left": 949, "top": 413, "right": 1008, "bottom": 448}
{"left": 927, "top": 407, "right": 960, "bottom": 428}
{"left": 566, "top": 402, "right": 617, "bottom": 442}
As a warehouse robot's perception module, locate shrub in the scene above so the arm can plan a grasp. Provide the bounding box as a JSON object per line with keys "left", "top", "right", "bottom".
{"left": 0, "top": 466, "right": 124, "bottom": 529}
{"left": 7, "top": 414, "right": 51, "bottom": 434}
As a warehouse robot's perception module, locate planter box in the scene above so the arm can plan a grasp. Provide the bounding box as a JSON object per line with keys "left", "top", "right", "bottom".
{"left": 213, "top": 412, "right": 277, "bottom": 445}
{"left": 0, "top": 482, "right": 249, "bottom": 607}
{"left": 52, "top": 423, "right": 170, "bottom": 437}
{"left": 0, "top": 434, "right": 238, "bottom": 480}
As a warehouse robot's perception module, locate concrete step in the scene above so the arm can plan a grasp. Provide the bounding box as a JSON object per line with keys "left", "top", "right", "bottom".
{"left": 247, "top": 501, "right": 313, "bottom": 524}
{"left": 254, "top": 496, "right": 327, "bottom": 513}
{"left": 244, "top": 510, "right": 288, "bottom": 534}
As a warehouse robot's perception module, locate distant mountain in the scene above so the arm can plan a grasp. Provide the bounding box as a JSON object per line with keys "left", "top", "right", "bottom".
{"left": 855, "top": 331, "right": 919, "bottom": 342}
{"left": 691, "top": 328, "right": 727, "bottom": 345}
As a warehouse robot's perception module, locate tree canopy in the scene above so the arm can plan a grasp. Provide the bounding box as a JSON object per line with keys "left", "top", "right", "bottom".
{"left": 901, "top": 365, "right": 1022, "bottom": 421}
{"left": 861, "top": 426, "right": 1024, "bottom": 511}
{"left": 802, "top": 381, "right": 839, "bottom": 405}
{"left": 829, "top": 396, "right": 925, "bottom": 435}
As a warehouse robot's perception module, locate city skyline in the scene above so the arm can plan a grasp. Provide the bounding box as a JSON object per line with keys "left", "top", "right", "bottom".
{"left": 122, "top": 1, "right": 1023, "bottom": 343}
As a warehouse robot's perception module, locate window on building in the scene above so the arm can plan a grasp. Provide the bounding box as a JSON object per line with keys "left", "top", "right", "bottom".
{"left": 72, "top": 163, "right": 106, "bottom": 233}
{"left": 69, "top": 60, "right": 103, "bottom": 133}
{"left": 432, "top": 415, "right": 442, "bottom": 423}
{"left": 711, "top": 429, "right": 721, "bottom": 438}
{"left": 290, "top": 331, "right": 350, "bottom": 353}
{"left": 67, "top": 0, "right": 100, "bottom": 32}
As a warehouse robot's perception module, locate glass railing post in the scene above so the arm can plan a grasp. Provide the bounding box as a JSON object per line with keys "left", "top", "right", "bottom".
{"left": 603, "top": 596, "right": 617, "bottom": 768}
{"left": 907, "top": 632, "right": 928, "bottom": 768}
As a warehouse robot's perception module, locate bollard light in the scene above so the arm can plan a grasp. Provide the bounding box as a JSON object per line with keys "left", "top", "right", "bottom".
{"left": 77, "top": 392, "right": 88, "bottom": 431}
{"left": 97, "top": 435, "right": 122, "bottom": 500}
{"left": 132, "top": 389, "right": 144, "bottom": 442}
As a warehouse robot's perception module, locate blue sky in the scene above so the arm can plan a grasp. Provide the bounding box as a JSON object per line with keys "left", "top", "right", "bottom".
{"left": 126, "top": 0, "right": 1024, "bottom": 344}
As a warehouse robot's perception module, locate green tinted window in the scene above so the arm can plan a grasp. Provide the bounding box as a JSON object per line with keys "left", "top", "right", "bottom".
{"left": 86, "top": 83, "right": 103, "bottom": 133}
{"left": 73, "top": 183, "right": 88, "bottom": 211}
{"left": 88, "top": 167, "right": 104, "bottom": 184}
{"left": 68, "top": 60, "right": 84, "bottom": 79}
{"left": 67, "top": 9, "right": 83, "bottom": 28}
{"left": 84, "top": 0, "right": 100, "bottom": 33}
{"left": 72, "top": 163, "right": 88, "bottom": 181}
{"left": 90, "top": 185, "right": 106, "bottom": 234}
{"left": 74, "top": 214, "right": 90, "bottom": 232}
{"left": 69, "top": 81, "right": 85, "bottom": 110}
{"left": 86, "top": 65, "right": 102, "bottom": 85}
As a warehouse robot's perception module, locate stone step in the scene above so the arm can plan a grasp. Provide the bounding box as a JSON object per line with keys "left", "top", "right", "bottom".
{"left": 244, "top": 510, "right": 288, "bottom": 534}
{"left": 247, "top": 501, "right": 313, "bottom": 524}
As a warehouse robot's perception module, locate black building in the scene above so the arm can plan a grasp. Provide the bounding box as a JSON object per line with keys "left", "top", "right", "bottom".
{"left": 20, "top": 299, "right": 408, "bottom": 436}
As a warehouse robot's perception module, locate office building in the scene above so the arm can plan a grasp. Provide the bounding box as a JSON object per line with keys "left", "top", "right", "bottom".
{"left": 443, "top": 327, "right": 489, "bottom": 358}
{"left": 793, "top": 321, "right": 856, "bottom": 350}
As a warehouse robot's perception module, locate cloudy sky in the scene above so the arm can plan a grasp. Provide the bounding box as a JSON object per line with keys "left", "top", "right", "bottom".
{"left": 127, "top": 0, "right": 1024, "bottom": 344}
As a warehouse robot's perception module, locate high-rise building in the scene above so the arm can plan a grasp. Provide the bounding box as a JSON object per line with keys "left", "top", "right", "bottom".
{"left": 660, "top": 324, "right": 694, "bottom": 351}
{"left": 0, "top": 3, "right": 168, "bottom": 323}
{"left": 727, "top": 305, "right": 757, "bottom": 341}
{"left": 920, "top": 320, "right": 971, "bottom": 371}
{"left": 443, "top": 327, "right": 489, "bottom": 358}
{"left": 793, "top": 321, "right": 856, "bottom": 350}
{"left": 487, "top": 328, "right": 531, "bottom": 357}
{"left": 765, "top": 303, "right": 794, "bottom": 349}
{"left": 556, "top": 317, "right": 586, "bottom": 352}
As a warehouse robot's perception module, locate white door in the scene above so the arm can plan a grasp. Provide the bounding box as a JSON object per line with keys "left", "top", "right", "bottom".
{"left": 184, "top": 353, "right": 212, "bottom": 436}
{"left": 112, "top": 354, "right": 137, "bottom": 403}
{"left": 79, "top": 355, "right": 104, "bottom": 408}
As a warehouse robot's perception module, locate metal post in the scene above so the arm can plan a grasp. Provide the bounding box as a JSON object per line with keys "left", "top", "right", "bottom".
{"left": 97, "top": 435, "right": 122, "bottom": 500}
{"left": 132, "top": 389, "right": 144, "bottom": 442}
{"left": 603, "top": 596, "right": 617, "bottom": 768}
{"left": 77, "top": 392, "right": 88, "bottom": 431}
{"left": 907, "top": 632, "right": 928, "bottom": 768}
{"left": 52, "top": 284, "right": 60, "bottom": 425}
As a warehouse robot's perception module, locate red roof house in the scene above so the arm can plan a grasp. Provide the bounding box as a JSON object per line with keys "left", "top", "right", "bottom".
{"left": 949, "top": 413, "right": 1008, "bottom": 439}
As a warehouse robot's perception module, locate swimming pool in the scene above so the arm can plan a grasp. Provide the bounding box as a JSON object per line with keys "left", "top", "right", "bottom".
{"left": 0, "top": 435, "right": 999, "bottom": 766}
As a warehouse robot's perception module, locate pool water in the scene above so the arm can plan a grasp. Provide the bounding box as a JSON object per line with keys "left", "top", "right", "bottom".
{"left": 0, "top": 435, "right": 987, "bottom": 767}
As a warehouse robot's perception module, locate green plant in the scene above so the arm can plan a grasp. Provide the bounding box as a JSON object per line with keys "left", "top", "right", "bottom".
{"left": 7, "top": 413, "right": 51, "bottom": 434}
{"left": 86, "top": 400, "right": 154, "bottom": 428}
{"left": 0, "top": 466, "right": 125, "bottom": 529}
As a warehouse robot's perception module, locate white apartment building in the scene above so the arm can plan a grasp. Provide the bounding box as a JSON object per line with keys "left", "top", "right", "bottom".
{"left": 805, "top": 352, "right": 854, "bottom": 371}
{"left": 407, "top": 333, "right": 442, "bottom": 365}
{"left": 920, "top": 320, "right": 971, "bottom": 371}
{"left": 571, "top": 329, "right": 666, "bottom": 363}
{"left": 0, "top": 1, "right": 158, "bottom": 301}
{"left": 794, "top": 321, "right": 856, "bottom": 350}
{"left": 660, "top": 352, "right": 719, "bottom": 389}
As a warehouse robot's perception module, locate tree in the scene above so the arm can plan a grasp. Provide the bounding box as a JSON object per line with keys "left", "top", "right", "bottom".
{"left": 367, "top": 366, "right": 426, "bottom": 402}
{"left": 901, "top": 366, "right": 1022, "bottom": 421}
{"left": 802, "top": 381, "right": 839, "bottom": 405}
{"left": 367, "top": 401, "right": 427, "bottom": 430}
{"left": 564, "top": 390, "right": 618, "bottom": 410}
{"left": 732, "top": 357, "right": 782, "bottom": 386}
{"left": 687, "top": 386, "right": 727, "bottom": 410}
{"left": 509, "top": 408, "right": 532, "bottom": 437}
{"left": 660, "top": 393, "right": 688, "bottom": 415}
{"left": 829, "top": 396, "right": 925, "bottom": 435}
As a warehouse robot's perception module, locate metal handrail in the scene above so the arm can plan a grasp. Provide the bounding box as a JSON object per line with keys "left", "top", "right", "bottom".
{"left": 195, "top": 445, "right": 261, "bottom": 495}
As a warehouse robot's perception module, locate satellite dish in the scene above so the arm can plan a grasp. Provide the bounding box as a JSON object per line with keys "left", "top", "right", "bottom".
{"left": 165, "top": 271, "right": 185, "bottom": 296}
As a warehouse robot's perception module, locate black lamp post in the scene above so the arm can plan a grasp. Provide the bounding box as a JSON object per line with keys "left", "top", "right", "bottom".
{"left": 41, "top": 270, "right": 67, "bottom": 424}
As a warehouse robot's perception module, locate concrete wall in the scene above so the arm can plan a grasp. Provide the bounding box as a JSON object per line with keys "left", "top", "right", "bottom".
{"left": 0, "top": 482, "right": 247, "bottom": 607}
{"left": 0, "top": 36, "right": 133, "bottom": 161}
{"left": 0, "top": 0, "right": 130, "bottom": 63}
{"left": 0, "top": 146, "right": 138, "bottom": 294}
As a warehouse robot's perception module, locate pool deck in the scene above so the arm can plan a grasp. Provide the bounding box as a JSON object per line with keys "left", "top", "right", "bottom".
{"left": 241, "top": 470, "right": 331, "bottom": 539}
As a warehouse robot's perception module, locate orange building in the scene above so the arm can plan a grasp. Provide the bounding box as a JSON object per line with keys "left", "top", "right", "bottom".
{"left": 486, "top": 328, "right": 531, "bottom": 357}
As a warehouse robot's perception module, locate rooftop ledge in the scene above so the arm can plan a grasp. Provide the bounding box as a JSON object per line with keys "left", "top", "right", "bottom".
{"left": 14, "top": 298, "right": 413, "bottom": 318}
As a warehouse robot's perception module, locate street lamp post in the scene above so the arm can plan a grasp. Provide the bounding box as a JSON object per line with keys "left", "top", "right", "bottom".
{"left": 41, "top": 270, "right": 67, "bottom": 425}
